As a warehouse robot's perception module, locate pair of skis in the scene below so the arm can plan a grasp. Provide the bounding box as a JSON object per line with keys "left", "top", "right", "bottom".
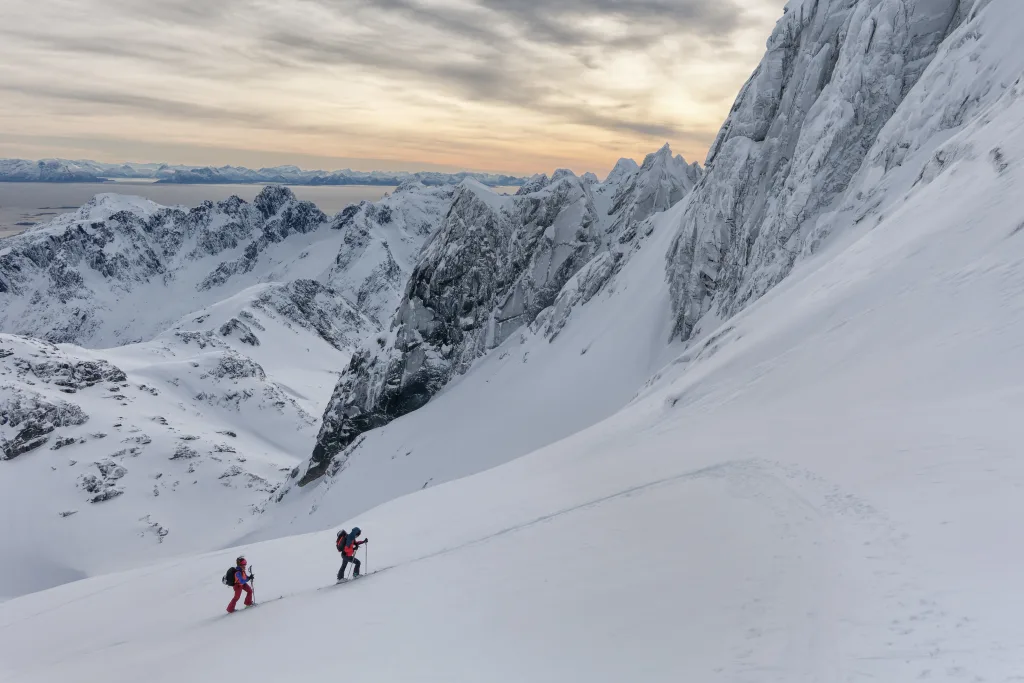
{"left": 319, "top": 568, "right": 386, "bottom": 591}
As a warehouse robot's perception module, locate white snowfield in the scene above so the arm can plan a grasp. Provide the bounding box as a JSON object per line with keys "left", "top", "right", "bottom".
{"left": 3, "top": 0, "right": 1024, "bottom": 680}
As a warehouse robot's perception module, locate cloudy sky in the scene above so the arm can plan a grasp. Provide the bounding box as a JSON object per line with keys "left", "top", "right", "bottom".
{"left": 0, "top": 0, "right": 786, "bottom": 176}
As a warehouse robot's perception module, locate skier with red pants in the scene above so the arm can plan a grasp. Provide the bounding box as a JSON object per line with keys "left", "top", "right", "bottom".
{"left": 226, "top": 556, "right": 254, "bottom": 613}
{"left": 336, "top": 527, "right": 368, "bottom": 581}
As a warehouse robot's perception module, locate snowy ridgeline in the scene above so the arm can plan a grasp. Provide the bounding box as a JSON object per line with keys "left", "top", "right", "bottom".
{"left": 0, "top": 183, "right": 451, "bottom": 347}
{"left": 0, "top": 157, "right": 528, "bottom": 186}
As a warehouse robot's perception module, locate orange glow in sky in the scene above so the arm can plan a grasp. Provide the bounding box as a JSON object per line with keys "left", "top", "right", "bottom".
{"left": 0, "top": 0, "right": 787, "bottom": 176}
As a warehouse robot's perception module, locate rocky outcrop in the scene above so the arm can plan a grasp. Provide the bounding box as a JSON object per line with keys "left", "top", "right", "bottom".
{"left": 665, "top": 0, "right": 963, "bottom": 341}
{"left": 251, "top": 279, "right": 377, "bottom": 352}
{"left": 78, "top": 460, "right": 127, "bottom": 503}
{"left": 0, "top": 391, "right": 89, "bottom": 459}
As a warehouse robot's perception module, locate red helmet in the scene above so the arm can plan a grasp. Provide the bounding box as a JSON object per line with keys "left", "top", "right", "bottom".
{"left": 236, "top": 556, "right": 247, "bottom": 566}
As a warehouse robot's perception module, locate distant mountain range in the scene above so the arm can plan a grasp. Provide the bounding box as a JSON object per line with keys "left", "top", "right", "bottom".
{"left": 0, "top": 158, "right": 528, "bottom": 187}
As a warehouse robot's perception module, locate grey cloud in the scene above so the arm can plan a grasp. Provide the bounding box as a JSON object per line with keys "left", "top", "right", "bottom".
{"left": 0, "top": 82, "right": 266, "bottom": 124}
{"left": 254, "top": 0, "right": 762, "bottom": 137}
{"left": 1, "top": 0, "right": 779, "bottom": 145}
{"left": 262, "top": 27, "right": 685, "bottom": 137}
{"left": 0, "top": 30, "right": 191, "bottom": 64}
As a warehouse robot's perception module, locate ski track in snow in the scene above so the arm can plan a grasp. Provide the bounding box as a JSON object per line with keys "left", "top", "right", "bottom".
{"left": 0, "top": 458, "right": 989, "bottom": 682}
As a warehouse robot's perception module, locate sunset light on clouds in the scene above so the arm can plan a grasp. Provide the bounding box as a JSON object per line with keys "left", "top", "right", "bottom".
{"left": 0, "top": 0, "right": 787, "bottom": 175}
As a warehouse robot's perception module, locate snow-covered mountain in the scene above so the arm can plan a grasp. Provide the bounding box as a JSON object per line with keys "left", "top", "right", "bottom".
{"left": 3, "top": 0, "right": 1024, "bottom": 679}
{"left": 0, "top": 159, "right": 110, "bottom": 183}
{"left": 0, "top": 182, "right": 454, "bottom": 594}
{"left": 2, "top": 1, "right": 1023, "bottom": 680}
{"left": 301, "top": 150, "right": 701, "bottom": 484}
{"left": 0, "top": 158, "right": 528, "bottom": 187}
{"left": 157, "top": 165, "right": 528, "bottom": 187}
{"left": 665, "top": 0, "right": 971, "bottom": 340}
{"left": 0, "top": 183, "right": 450, "bottom": 347}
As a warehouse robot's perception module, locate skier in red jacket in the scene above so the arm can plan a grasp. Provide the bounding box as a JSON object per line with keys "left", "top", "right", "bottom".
{"left": 336, "top": 527, "right": 368, "bottom": 582}
{"left": 227, "top": 556, "right": 254, "bottom": 613}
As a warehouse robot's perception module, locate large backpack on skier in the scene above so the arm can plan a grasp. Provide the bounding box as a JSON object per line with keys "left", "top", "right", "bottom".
{"left": 336, "top": 530, "right": 347, "bottom": 553}
{"left": 222, "top": 567, "right": 237, "bottom": 586}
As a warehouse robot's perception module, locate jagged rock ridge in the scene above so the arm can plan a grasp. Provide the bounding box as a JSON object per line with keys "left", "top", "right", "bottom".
{"left": 0, "top": 183, "right": 451, "bottom": 349}
{"left": 304, "top": 151, "right": 701, "bottom": 483}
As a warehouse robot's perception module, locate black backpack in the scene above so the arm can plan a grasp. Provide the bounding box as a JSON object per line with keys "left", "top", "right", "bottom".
{"left": 222, "top": 566, "right": 237, "bottom": 586}
{"left": 336, "top": 530, "right": 348, "bottom": 552}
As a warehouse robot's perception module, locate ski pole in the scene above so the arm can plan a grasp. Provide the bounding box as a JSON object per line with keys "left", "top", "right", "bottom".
{"left": 363, "top": 543, "right": 369, "bottom": 575}
{"left": 250, "top": 566, "right": 256, "bottom": 604}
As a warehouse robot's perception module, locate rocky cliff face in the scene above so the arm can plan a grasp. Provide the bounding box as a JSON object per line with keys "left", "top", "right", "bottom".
{"left": 304, "top": 151, "right": 701, "bottom": 483}
{"left": 665, "top": 0, "right": 964, "bottom": 340}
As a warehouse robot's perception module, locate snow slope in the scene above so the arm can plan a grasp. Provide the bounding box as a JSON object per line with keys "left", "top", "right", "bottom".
{"left": 3, "top": 81, "right": 1024, "bottom": 677}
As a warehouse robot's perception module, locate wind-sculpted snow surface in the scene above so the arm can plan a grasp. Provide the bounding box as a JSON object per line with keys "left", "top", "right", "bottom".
{"left": 304, "top": 151, "right": 701, "bottom": 483}
{"left": 666, "top": 0, "right": 964, "bottom": 340}
{"left": 0, "top": 183, "right": 449, "bottom": 349}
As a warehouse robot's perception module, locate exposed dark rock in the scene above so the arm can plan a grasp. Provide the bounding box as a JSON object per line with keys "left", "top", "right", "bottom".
{"left": 78, "top": 459, "right": 126, "bottom": 502}
{"left": 50, "top": 436, "right": 77, "bottom": 450}
{"left": 1, "top": 391, "right": 88, "bottom": 460}
{"left": 251, "top": 279, "right": 375, "bottom": 351}
{"left": 170, "top": 444, "right": 200, "bottom": 460}
{"left": 218, "top": 318, "right": 260, "bottom": 346}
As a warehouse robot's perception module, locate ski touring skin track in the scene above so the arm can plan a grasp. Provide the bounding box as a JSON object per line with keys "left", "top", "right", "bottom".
{"left": 225, "top": 595, "right": 285, "bottom": 614}
{"left": 318, "top": 568, "right": 390, "bottom": 591}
